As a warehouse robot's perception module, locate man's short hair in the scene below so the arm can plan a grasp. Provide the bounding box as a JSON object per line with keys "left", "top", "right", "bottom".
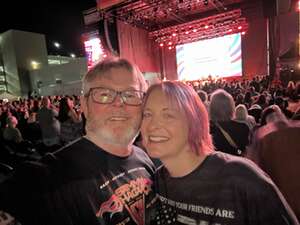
{"left": 82, "top": 58, "right": 147, "bottom": 95}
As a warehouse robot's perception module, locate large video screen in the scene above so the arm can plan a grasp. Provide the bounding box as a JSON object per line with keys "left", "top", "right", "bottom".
{"left": 84, "top": 36, "right": 106, "bottom": 69}
{"left": 176, "top": 33, "right": 242, "bottom": 80}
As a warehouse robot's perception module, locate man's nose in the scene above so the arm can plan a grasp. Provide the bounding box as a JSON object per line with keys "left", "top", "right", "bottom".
{"left": 112, "top": 93, "right": 125, "bottom": 107}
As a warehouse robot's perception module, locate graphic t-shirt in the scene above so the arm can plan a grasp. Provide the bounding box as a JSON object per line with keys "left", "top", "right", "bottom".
{"left": 0, "top": 137, "right": 156, "bottom": 225}
{"left": 153, "top": 152, "right": 299, "bottom": 225}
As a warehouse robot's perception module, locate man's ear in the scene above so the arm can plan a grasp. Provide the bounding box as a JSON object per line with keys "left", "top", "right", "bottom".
{"left": 80, "top": 96, "right": 87, "bottom": 118}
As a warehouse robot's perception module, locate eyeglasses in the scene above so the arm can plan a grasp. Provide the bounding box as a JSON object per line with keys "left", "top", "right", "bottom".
{"left": 85, "top": 87, "right": 145, "bottom": 106}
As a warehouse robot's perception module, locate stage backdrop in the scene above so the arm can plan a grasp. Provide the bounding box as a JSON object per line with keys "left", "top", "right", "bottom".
{"left": 117, "top": 20, "right": 160, "bottom": 73}
{"left": 116, "top": 1, "right": 271, "bottom": 80}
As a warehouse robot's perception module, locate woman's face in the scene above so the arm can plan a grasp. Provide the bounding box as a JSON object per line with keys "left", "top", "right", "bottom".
{"left": 67, "top": 98, "right": 74, "bottom": 108}
{"left": 141, "top": 88, "right": 190, "bottom": 161}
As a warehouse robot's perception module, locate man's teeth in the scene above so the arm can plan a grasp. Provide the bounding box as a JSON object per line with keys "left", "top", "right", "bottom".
{"left": 110, "top": 117, "right": 127, "bottom": 121}
{"left": 149, "top": 136, "right": 169, "bottom": 142}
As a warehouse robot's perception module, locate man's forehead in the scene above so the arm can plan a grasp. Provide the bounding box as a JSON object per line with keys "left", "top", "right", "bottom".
{"left": 96, "top": 69, "right": 138, "bottom": 84}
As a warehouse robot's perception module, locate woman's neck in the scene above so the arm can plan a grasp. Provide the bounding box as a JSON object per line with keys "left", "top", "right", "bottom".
{"left": 162, "top": 150, "right": 208, "bottom": 178}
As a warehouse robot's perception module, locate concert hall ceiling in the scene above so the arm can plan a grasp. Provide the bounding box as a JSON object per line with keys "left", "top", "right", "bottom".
{"left": 100, "top": 0, "right": 249, "bottom": 31}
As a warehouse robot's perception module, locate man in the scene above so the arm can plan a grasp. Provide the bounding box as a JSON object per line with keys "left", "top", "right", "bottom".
{"left": 246, "top": 119, "right": 300, "bottom": 221}
{"left": 37, "top": 96, "right": 61, "bottom": 149}
{"left": 0, "top": 58, "right": 156, "bottom": 225}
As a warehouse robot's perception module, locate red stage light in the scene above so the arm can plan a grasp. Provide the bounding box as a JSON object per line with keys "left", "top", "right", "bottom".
{"left": 193, "top": 29, "right": 197, "bottom": 32}
{"left": 172, "top": 33, "right": 177, "bottom": 37}
{"left": 205, "top": 25, "right": 209, "bottom": 29}
{"left": 228, "top": 29, "right": 233, "bottom": 32}
{"left": 238, "top": 26, "right": 242, "bottom": 30}
{"left": 168, "top": 41, "right": 172, "bottom": 45}
{"left": 298, "top": 0, "right": 300, "bottom": 10}
{"left": 241, "top": 31, "right": 246, "bottom": 35}
{"left": 168, "top": 46, "right": 172, "bottom": 50}
{"left": 159, "top": 43, "right": 164, "bottom": 47}
{"left": 185, "top": 31, "right": 189, "bottom": 34}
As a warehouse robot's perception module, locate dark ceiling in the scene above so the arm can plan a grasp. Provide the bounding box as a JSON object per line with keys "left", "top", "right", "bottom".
{"left": 100, "top": 0, "right": 251, "bottom": 31}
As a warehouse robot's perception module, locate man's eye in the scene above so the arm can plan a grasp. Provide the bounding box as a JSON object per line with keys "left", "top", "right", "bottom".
{"left": 124, "top": 92, "right": 137, "bottom": 98}
{"left": 143, "top": 112, "right": 152, "bottom": 118}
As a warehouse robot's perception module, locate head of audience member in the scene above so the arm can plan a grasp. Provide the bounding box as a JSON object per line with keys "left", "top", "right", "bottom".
{"left": 141, "top": 81, "right": 213, "bottom": 162}
{"left": 274, "top": 96, "right": 288, "bottom": 111}
{"left": 287, "top": 81, "right": 295, "bottom": 91}
{"left": 58, "top": 96, "right": 74, "bottom": 123}
{"left": 260, "top": 105, "right": 286, "bottom": 126}
{"left": 6, "top": 116, "right": 18, "bottom": 128}
{"left": 209, "top": 89, "right": 235, "bottom": 122}
{"left": 244, "top": 91, "right": 252, "bottom": 104}
{"left": 197, "top": 90, "right": 208, "bottom": 104}
{"left": 80, "top": 58, "right": 147, "bottom": 152}
{"left": 255, "top": 94, "right": 267, "bottom": 108}
{"left": 235, "top": 104, "right": 249, "bottom": 121}
{"left": 41, "top": 96, "right": 50, "bottom": 108}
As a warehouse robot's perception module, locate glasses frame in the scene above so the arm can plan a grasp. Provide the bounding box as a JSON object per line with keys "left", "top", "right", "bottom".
{"left": 84, "top": 87, "right": 145, "bottom": 106}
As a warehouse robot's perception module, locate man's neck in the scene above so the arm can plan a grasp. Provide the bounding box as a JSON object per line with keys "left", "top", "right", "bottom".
{"left": 85, "top": 134, "right": 133, "bottom": 157}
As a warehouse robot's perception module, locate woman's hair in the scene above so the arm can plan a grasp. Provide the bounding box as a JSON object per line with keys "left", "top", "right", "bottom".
{"left": 235, "top": 104, "right": 248, "bottom": 121}
{"left": 143, "top": 81, "right": 214, "bottom": 155}
{"left": 209, "top": 89, "right": 235, "bottom": 122}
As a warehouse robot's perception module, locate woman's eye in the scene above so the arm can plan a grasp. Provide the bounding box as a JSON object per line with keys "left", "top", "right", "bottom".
{"left": 164, "top": 113, "right": 175, "bottom": 119}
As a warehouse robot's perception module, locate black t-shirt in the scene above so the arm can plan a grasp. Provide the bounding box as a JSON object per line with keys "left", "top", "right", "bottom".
{"left": 0, "top": 137, "right": 156, "bottom": 225}
{"left": 210, "top": 120, "right": 250, "bottom": 156}
{"left": 153, "top": 152, "right": 299, "bottom": 225}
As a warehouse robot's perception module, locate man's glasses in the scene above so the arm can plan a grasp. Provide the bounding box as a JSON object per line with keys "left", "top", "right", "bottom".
{"left": 85, "top": 87, "right": 145, "bottom": 106}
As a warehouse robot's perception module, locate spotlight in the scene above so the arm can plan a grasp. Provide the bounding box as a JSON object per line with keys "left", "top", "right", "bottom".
{"left": 159, "top": 43, "right": 164, "bottom": 47}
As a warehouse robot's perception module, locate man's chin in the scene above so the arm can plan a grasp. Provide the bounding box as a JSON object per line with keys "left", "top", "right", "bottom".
{"left": 100, "top": 131, "right": 137, "bottom": 146}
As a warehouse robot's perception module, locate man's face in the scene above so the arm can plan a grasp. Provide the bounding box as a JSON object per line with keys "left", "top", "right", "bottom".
{"left": 81, "top": 67, "right": 143, "bottom": 147}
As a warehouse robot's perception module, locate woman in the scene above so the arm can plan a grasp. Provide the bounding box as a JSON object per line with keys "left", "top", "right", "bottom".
{"left": 209, "top": 89, "right": 249, "bottom": 156}
{"left": 235, "top": 104, "right": 256, "bottom": 130}
{"left": 58, "top": 96, "right": 83, "bottom": 145}
{"left": 141, "top": 81, "right": 298, "bottom": 225}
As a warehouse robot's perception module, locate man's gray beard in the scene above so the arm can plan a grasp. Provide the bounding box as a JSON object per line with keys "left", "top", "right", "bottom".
{"left": 87, "top": 122, "right": 139, "bottom": 147}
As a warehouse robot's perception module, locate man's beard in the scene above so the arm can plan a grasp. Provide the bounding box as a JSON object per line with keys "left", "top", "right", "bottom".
{"left": 86, "top": 119, "right": 140, "bottom": 147}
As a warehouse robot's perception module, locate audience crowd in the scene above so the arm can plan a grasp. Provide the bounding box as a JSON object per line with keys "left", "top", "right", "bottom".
{"left": 0, "top": 75, "right": 300, "bottom": 221}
